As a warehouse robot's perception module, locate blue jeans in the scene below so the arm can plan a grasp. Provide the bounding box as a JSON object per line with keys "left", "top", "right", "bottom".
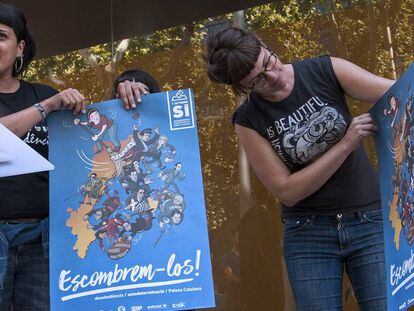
{"left": 283, "top": 209, "right": 386, "bottom": 311}
{"left": 0, "top": 219, "right": 49, "bottom": 311}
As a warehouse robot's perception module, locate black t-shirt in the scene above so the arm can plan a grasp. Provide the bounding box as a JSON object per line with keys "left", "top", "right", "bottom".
{"left": 233, "top": 55, "right": 380, "bottom": 217}
{"left": 0, "top": 80, "right": 58, "bottom": 219}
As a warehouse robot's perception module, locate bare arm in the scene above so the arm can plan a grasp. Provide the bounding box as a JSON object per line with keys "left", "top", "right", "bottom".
{"left": 235, "top": 113, "right": 377, "bottom": 207}
{"left": 0, "top": 88, "right": 86, "bottom": 137}
{"left": 331, "top": 57, "right": 395, "bottom": 103}
{"left": 0, "top": 106, "right": 43, "bottom": 138}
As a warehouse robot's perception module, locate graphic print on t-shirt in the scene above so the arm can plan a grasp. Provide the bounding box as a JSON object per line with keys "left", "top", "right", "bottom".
{"left": 265, "top": 95, "right": 347, "bottom": 167}
{"left": 23, "top": 122, "right": 48, "bottom": 147}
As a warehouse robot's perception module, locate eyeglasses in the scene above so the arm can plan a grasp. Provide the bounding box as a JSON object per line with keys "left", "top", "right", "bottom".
{"left": 245, "top": 49, "right": 279, "bottom": 92}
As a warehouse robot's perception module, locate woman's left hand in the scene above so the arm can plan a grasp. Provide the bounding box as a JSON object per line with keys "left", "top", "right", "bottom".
{"left": 116, "top": 81, "right": 149, "bottom": 110}
{"left": 339, "top": 113, "right": 377, "bottom": 152}
{"left": 41, "top": 88, "right": 87, "bottom": 115}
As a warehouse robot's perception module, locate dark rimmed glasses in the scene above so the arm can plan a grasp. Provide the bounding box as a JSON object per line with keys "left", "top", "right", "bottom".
{"left": 245, "top": 48, "right": 279, "bottom": 92}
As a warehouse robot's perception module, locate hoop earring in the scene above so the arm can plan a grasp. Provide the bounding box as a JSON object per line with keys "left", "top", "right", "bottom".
{"left": 14, "top": 54, "right": 24, "bottom": 74}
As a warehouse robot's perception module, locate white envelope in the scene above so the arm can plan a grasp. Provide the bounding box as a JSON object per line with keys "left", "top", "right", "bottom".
{"left": 0, "top": 123, "right": 54, "bottom": 177}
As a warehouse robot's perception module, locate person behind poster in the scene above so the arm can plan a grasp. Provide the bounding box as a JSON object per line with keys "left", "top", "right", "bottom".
{"left": 112, "top": 68, "right": 161, "bottom": 108}
{"left": 111, "top": 69, "right": 196, "bottom": 311}
{"left": 204, "top": 26, "right": 395, "bottom": 309}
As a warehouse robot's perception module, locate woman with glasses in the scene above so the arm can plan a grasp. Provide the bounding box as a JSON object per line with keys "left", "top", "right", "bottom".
{"left": 204, "top": 26, "right": 394, "bottom": 310}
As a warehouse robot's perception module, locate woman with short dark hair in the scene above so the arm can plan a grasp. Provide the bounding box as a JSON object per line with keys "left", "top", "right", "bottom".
{"left": 0, "top": 3, "right": 87, "bottom": 310}
{"left": 204, "top": 26, "right": 394, "bottom": 310}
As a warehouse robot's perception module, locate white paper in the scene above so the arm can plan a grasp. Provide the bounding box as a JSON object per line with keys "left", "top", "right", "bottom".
{"left": 0, "top": 123, "right": 54, "bottom": 177}
{"left": 0, "top": 151, "right": 13, "bottom": 163}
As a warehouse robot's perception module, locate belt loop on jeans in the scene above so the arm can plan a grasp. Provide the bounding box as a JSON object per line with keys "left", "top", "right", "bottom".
{"left": 356, "top": 211, "right": 364, "bottom": 222}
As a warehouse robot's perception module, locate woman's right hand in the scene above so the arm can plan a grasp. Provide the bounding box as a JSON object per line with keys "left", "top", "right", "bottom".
{"left": 340, "top": 113, "right": 377, "bottom": 152}
{"left": 41, "top": 88, "right": 86, "bottom": 115}
{"left": 116, "top": 81, "right": 149, "bottom": 110}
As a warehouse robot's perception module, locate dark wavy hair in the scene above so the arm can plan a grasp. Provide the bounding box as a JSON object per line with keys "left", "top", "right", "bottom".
{"left": 203, "top": 27, "right": 262, "bottom": 96}
{"left": 0, "top": 3, "right": 36, "bottom": 77}
{"left": 112, "top": 69, "right": 160, "bottom": 98}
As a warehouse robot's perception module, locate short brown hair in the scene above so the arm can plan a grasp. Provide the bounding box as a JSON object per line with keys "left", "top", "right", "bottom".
{"left": 203, "top": 27, "right": 262, "bottom": 95}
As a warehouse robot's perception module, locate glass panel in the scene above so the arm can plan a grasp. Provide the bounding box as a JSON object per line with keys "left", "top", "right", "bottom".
{"left": 27, "top": 0, "right": 413, "bottom": 309}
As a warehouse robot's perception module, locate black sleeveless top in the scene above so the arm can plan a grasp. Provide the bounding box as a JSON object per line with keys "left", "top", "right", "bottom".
{"left": 0, "top": 80, "right": 58, "bottom": 219}
{"left": 233, "top": 55, "right": 380, "bottom": 218}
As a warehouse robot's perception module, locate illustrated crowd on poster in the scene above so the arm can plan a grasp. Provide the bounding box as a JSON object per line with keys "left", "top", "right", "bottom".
{"left": 67, "top": 107, "right": 187, "bottom": 260}
{"left": 370, "top": 64, "right": 414, "bottom": 310}
{"left": 382, "top": 85, "right": 414, "bottom": 247}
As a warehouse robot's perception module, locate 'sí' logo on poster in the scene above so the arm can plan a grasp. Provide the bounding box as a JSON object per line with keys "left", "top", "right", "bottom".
{"left": 167, "top": 89, "right": 195, "bottom": 131}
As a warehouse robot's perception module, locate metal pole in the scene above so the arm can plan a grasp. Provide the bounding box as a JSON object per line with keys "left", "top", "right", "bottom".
{"left": 110, "top": 0, "right": 115, "bottom": 60}
{"left": 386, "top": 26, "right": 397, "bottom": 79}
{"left": 233, "top": 10, "right": 251, "bottom": 219}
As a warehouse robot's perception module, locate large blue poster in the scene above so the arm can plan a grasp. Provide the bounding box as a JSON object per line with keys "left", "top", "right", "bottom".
{"left": 48, "top": 89, "right": 215, "bottom": 311}
{"left": 371, "top": 65, "right": 414, "bottom": 310}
